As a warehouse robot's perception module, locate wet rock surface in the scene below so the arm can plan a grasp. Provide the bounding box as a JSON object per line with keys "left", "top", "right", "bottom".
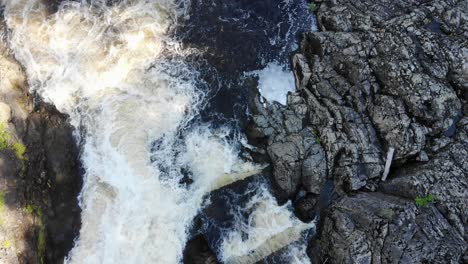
{"left": 249, "top": 92, "right": 327, "bottom": 201}
{"left": 24, "top": 103, "right": 82, "bottom": 263}
{"left": 249, "top": 0, "right": 467, "bottom": 262}
{"left": 0, "top": 21, "right": 81, "bottom": 264}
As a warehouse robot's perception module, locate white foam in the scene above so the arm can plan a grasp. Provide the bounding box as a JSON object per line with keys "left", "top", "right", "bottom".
{"left": 2, "top": 1, "right": 314, "bottom": 263}
{"left": 220, "top": 184, "right": 314, "bottom": 264}
{"left": 282, "top": 243, "right": 311, "bottom": 264}
{"left": 252, "top": 62, "right": 296, "bottom": 105}
{"left": 3, "top": 1, "right": 259, "bottom": 263}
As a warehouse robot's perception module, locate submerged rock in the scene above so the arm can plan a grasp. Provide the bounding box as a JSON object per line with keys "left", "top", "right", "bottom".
{"left": 183, "top": 235, "right": 218, "bottom": 264}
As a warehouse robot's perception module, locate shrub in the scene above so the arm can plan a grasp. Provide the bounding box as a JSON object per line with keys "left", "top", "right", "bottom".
{"left": 0, "top": 124, "right": 10, "bottom": 150}
{"left": 309, "top": 2, "right": 317, "bottom": 12}
{"left": 0, "top": 123, "right": 27, "bottom": 160}
{"left": 415, "top": 194, "right": 436, "bottom": 207}
{"left": 12, "top": 142, "right": 26, "bottom": 160}
{"left": 314, "top": 129, "right": 321, "bottom": 143}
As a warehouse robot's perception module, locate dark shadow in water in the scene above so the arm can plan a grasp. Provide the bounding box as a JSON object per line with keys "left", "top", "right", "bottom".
{"left": 176, "top": 0, "right": 315, "bottom": 129}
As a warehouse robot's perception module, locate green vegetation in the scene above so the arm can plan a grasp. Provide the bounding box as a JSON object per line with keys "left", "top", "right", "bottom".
{"left": 415, "top": 194, "right": 436, "bottom": 207}
{"left": 13, "top": 142, "right": 26, "bottom": 160}
{"left": 0, "top": 192, "right": 5, "bottom": 212}
{"left": 37, "top": 208, "right": 46, "bottom": 264}
{"left": 309, "top": 2, "right": 317, "bottom": 12}
{"left": 0, "top": 123, "right": 27, "bottom": 161}
{"left": 0, "top": 192, "right": 5, "bottom": 229}
{"left": 314, "top": 129, "right": 321, "bottom": 144}
{"left": 2, "top": 240, "right": 12, "bottom": 248}
{"left": 25, "top": 204, "right": 34, "bottom": 214}
{"left": 38, "top": 229, "right": 45, "bottom": 264}
{"left": 23, "top": 204, "right": 46, "bottom": 263}
{"left": 0, "top": 124, "right": 11, "bottom": 150}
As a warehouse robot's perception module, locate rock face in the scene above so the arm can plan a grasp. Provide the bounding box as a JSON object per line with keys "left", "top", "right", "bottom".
{"left": 313, "top": 192, "right": 465, "bottom": 263}
{"left": 0, "top": 21, "right": 81, "bottom": 264}
{"left": 249, "top": 0, "right": 467, "bottom": 262}
{"left": 24, "top": 103, "right": 82, "bottom": 263}
{"left": 248, "top": 93, "right": 327, "bottom": 201}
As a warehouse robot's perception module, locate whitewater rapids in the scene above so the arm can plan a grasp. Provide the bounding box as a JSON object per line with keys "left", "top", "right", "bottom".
{"left": 2, "top": 0, "right": 262, "bottom": 263}
{"left": 2, "top": 0, "right": 313, "bottom": 263}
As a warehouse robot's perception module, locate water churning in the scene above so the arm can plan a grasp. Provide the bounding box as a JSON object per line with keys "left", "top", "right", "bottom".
{"left": 2, "top": 0, "right": 313, "bottom": 263}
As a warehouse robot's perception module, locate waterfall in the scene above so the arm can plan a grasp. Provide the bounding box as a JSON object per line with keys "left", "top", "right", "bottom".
{"left": 2, "top": 0, "right": 314, "bottom": 263}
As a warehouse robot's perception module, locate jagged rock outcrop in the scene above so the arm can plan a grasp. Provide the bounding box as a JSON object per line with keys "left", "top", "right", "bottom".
{"left": 311, "top": 192, "right": 465, "bottom": 263}
{"left": 380, "top": 121, "right": 468, "bottom": 241}
{"left": 248, "top": 93, "right": 327, "bottom": 201}
{"left": 249, "top": 0, "right": 467, "bottom": 262}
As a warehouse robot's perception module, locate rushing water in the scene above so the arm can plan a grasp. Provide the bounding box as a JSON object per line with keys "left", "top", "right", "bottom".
{"left": 2, "top": 0, "right": 315, "bottom": 263}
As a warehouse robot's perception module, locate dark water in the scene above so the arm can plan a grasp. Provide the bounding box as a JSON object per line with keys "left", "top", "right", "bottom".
{"left": 178, "top": 0, "right": 315, "bottom": 127}
{"left": 178, "top": 0, "right": 316, "bottom": 262}
{"left": 40, "top": 0, "right": 316, "bottom": 262}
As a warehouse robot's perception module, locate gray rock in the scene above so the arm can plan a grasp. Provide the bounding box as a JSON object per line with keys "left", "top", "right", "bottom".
{"left": 292, "top": 0, "right": 468, "bottom": 262}
{"left": 312, "top": 192, "right": 466, "bottom": 264}
{"left": 251, "top": 0, "right": 468, "bottom": 262}
{"left": 267, "top": 134, "right": 304, "bottom": 198}
{"left": 0, "top": 20, "right": 81, "bottom": 263}
{"left": 24, "top": 103, "right": 82, "bottom": 262}
{"left": 380, "top": 119, "right": 468, "bottom": 240}
{"left": 370, "top": 95, "right": 429, "bottom": 161}
{"left": 250, "top": 92, "right": 328, "bottom": 199}
{"left": 301, "top": 142, "right": 326, "bottom": 194}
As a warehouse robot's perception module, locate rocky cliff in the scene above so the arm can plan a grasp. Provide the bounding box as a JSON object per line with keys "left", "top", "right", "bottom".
{"left": 248, "top": 0, "right": 467, "bottom": 262}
